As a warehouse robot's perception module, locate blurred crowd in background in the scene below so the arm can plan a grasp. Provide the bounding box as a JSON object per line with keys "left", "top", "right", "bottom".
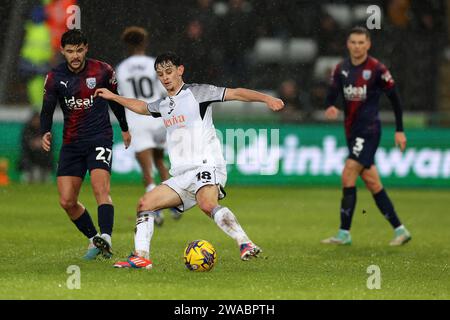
{"left": 0, "top": 0, "right": 448, "bottom": 117}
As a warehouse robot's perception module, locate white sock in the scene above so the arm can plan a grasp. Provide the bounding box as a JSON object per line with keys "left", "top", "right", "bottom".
{"left": 134, "top": 211, "right": 155, "bottom": 259}
{"left": 212, "top": 206, "right": 250, "bottom": 246}
{"left": 145, "top": 183, "right": 156, "bottom": 193}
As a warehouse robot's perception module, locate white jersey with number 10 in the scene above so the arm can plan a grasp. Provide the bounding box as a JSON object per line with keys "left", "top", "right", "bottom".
{"left": 116, "top": 55, "right": 167, "bottom": 150}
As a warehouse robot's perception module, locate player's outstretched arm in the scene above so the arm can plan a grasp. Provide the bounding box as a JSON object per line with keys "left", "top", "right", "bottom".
{"left": 95, "top": 88, "right": 149, "bottom": 115}
{"left": 224, "top": 88, "right": 284, "bottom": 111}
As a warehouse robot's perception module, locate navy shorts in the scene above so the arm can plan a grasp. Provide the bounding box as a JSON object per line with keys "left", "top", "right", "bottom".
{"left": 57, "top": 139, "right": 113, "bottom": 178}
{"left": 347, "top": 133, "right": 380, "bottom": 169}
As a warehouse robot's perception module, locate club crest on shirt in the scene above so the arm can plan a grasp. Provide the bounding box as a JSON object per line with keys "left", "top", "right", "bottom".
{"left": 167, "top": 97, "right": 176, "bottom": 115}
{"left": 169, "top": 97, "right": 176, "bottom": 108}
{"left": 362, "top": 70, "right": 372, "bottom": 80}
{"left": 86, "top": 77, "right": 96, "bottom": 89}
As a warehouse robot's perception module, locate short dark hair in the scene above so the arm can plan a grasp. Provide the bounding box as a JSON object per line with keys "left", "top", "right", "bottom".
{"left": 154, "top": 52, "right": 183, "bottom": 70}
{"left": 61, "top": 29, "right": 88, "bottom": 47}
{"left": 347, "top": 26, "right": 371, "bottom": 40}
{"left": 121, "top": 26, "right": 148, "bottom": 48}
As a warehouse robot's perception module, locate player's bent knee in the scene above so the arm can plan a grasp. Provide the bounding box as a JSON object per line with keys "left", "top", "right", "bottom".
{"left": 59, "top": 197, "right": 77, "bottom": 211}
{"left": 342, "top": 174, "right": 357, "bottom": 188}
{"left": 137, "top": 197, "right": 158, "bottom": 212}
{"left": 361, "top": 176, "right": 382, "bottom": 194}
{"left": 367, "top": 182, "right": 383, "bottom": 194}
{"left": 198, "top": 201, "right": 217, "bottom": 216}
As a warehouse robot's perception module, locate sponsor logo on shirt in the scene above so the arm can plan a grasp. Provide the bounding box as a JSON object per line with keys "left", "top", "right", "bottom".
{"left": 64, "top": 95, "right": 95, "bottom": 110}
{"left": 163, "top": 115, "right": 186, "bottom": 128}
{"left": 343, "top": 85, "right": 367, "bottom": 101}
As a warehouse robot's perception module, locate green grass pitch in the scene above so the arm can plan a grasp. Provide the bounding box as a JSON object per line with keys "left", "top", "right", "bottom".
{"left": 0, "top": 183, "right": 449, "bottom": 299}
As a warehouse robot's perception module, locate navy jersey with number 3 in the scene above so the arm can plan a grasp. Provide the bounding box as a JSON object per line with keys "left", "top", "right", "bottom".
{"left": 326, "top": 56, "right": 397, "bottom": 139}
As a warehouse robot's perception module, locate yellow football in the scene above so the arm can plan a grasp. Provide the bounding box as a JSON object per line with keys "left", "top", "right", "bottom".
{"left": 184, "top": 240, "right": 217, "bottom": 272}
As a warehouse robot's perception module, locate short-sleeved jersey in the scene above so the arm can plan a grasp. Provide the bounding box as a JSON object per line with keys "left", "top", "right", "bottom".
{"left": 326, "top": 56, "right": 395, "bottom": 138}
{"left": 147, "top": 83, "right": 226, "bottom": 176}
{"left": 116, "top": 55, "right": 166, "bottom": 127}
{"left": 42, "top": 59, "right": 118, "bottom": 145}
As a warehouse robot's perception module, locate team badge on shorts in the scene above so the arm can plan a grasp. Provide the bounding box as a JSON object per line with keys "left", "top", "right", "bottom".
{"left": 86, "top": 77, "right": 97, "bottom": 89}
{"left": 362, "top": 70, "right": 372, "bottom": 80}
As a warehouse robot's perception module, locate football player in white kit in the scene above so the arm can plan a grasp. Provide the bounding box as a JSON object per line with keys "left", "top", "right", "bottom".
{"left": 116, "top": 27, "right": 180, "bottom": 225}
{"left": 95, "top": 52, "right": 284, "bottom": 269}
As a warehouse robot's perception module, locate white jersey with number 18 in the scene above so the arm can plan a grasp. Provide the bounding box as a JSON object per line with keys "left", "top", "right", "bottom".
{"left": 147, "top": 83, "right": 227, "bottom": 176}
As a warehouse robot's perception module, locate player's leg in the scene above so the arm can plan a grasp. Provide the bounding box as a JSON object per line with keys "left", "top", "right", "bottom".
{"left": 135, "top": 148, "right": 155, "bottom": 191}
{"left": 86, "top": 141, "right": 116, "bottom": 258}
{"left": 361, "top": 165, "right": 411, "bottom": 245}
{"left": 90, "top": 168, "right": 116, "bottom": 257}
{"left": 196, "top": 185, "right": 261, "bottom": 261}
{"left": 58, "top": 176, "right": 90, "bottom": 221}
{"left": 57, "top": 143, "right": 100, "bottom": 259}
{"left": 153, "top": 148, "right": 169, "bottom": 182}
{"left": 114, "top": 185, "right": 182, "bottom": 269}
{"left": 153, "top": 147, "right": 181, "bottom": 220}
{"left": 321, "top": 158, "right": 362, "bottom": 245}
{"left": 135, "top": 184, "right": 182, "bottom": 255}
{"left": 57, "top": 176, "right": 100, "bottom": 259}
{"left": 133, "top": 125, "right": 158, "bottom": 191}
{"left": 340, "top": 158, "right": 362, "bottom": 230}
{"left": 135, "top": 148, "right": 165, "bottom": 226}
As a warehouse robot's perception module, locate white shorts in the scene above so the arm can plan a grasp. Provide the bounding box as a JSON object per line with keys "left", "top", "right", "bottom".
{"left": 128, "top": 116, "right": 166, "bottom": 152}
{"left": 163, "top": 166, "right": 227, "bottom": 212}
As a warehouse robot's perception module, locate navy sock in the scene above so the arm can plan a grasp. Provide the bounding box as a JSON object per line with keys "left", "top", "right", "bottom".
{"left": 98, "top": 204, "right": 114, "bottom": 236}
{"left": 340, "top": 187, "right": 357, "bottom": 231}
{"left": 373, "top": 189, "right": 402, "bottom": 229}
{"left": 72, "top": 209, "right": 98, "bottom": 239}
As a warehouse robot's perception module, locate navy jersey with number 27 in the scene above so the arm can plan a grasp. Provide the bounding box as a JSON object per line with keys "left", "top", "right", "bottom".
{"left": 40, "top": 58, "right": 128, "bottom": 145}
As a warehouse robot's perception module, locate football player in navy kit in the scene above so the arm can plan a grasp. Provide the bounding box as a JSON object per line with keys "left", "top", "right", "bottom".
{"left": 40, "top": 29, "right": 130, "bottom": 259}
{"left": 321, "top": 27, "right": 411, "bottom": 246}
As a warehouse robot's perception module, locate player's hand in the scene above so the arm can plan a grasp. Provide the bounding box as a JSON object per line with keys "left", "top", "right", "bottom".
{"left": 325, "top": 106, "right": 339, "bottom": 120}
{"left": 41, "top": 132, "right": 52, "bottom": 152}
{"left": 267, "top": 97, "right": 284, "bottom": 111}
{"left": 122, "top": 131, "right": 131, "bottom": 149}
{"left": 94, "top": 88, "right": 115, "bottom": 100}
{"left": 395, "top": 131, "right": 407, "bottom": 152}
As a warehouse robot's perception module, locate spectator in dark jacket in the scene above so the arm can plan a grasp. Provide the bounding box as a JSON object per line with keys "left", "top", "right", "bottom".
{"left": 19, "top": 112, "right": 53, "bottom": 183}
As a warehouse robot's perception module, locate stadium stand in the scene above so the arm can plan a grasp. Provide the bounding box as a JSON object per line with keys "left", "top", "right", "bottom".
{"left": 0, "top": 0, "right": 448, "bottom": 124}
